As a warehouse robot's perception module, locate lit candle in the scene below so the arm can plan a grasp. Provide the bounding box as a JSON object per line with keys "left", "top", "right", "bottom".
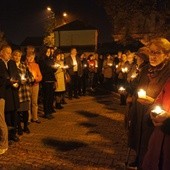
{"left": 20, "top": 74, "right": 26, "bottom": 81}
{"left": 122, "top": 67, "right": 128, "bottom": 73}
{"left": 116, "top": 65, "right": 118, "bottom": 68}
{"left": 151, "top": 106, "right": 164, "bottom": 116}
{"left": 118, "top": 86, "right": 126, "bottom": 93}
{"left": 63, "top": 65, "right": 69, "bottom": 69}
{"left": 138, "top": 89, "right": 146, "bottom": 99}
{"left": 131, "top": 73, "right": 137, "bottom": 79}
{"left": 13, "top": 83, "right": 19, "bottom": 88}
{"left": 53, "top": 63, "right": 60, "bottom": 69}
{"left": 84, "top": 64, "right": 87, "bottom": 67}
{"left": 108, "top": 63, "right": 113, "bottom": 66}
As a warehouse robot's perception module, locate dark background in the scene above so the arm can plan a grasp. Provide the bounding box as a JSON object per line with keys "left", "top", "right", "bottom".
{"left": 0, "top": 0, "right": 113, "bottom": 45}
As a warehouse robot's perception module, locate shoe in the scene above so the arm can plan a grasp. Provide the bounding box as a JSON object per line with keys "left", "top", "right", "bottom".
{"left": 10, "top": 135, "right": 20, "bottom": 142}
{"left": 32, "top": 119, "right": 41, "bottom": 124}
{"left": 61, "top": 100, "right": 67, "bottom": 104}
{"left": 0, "top": 148, "right": 8, "bottom": 155}
{"left": 73, "top": 96, "right": 80, "bottom": 99}
{"left": 18, "top": 128, "right": 23, "bottom": 136}
{"left": 52, "top": 108, "right": 57, "bottom": 113}
{"left": 23, "top": 127, "right": 30, "bottom": 134}
{"left": 56, "top": 104, "right": 63, "bottom": 109}
{"left": 43, "top": 115, "right": 54, "bottom": 120}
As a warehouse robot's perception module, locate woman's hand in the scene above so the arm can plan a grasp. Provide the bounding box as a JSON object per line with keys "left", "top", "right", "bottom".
{"left": 150, "top": 111, "right": 170, "bottom": 126}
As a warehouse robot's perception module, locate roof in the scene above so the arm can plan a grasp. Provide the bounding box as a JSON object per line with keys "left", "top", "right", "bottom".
{"left": 53, "top": 20, "right": 97, "bottom": 31}
{"left": 20, "top": 36, "right": 44, "bottom": 46}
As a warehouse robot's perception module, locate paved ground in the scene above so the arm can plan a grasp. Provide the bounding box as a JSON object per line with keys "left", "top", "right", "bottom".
{"left": 0, "top": 88, "right": 135, "bottom": 170}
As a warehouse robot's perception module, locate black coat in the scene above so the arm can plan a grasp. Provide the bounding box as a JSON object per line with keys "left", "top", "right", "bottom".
{"left": 0, "top": 59, "right": 20, "bottom": 111}
{"left": 65, "top": 55, "right": 82, "bottom": 76}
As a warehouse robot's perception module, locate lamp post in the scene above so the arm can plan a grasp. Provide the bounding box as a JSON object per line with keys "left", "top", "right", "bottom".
{"left": 62, "top": 12, "right": 68, "bottom": 24}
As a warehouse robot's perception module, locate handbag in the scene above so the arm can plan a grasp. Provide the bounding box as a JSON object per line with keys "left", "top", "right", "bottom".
{"left": 65, "top": 72, "right": 71, "bottom": 83}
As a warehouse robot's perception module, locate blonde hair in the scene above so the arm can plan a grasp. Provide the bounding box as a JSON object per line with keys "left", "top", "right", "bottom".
{"left": 148, "top": 38, "right": 170, "bottom": 54}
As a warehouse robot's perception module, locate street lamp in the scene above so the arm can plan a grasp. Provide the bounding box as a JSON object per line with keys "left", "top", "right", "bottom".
{"left": 47, "top": 6, "right": 52, "bottom": 12}
{"left": 62, "top": 12, "right": 68, "bottom": 24}
{"left": 63, "top": 12, "right": 67, "bottom": 17}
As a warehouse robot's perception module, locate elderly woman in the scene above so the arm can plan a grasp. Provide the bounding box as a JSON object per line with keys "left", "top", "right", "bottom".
{"left": 127, "top": 38, "right": 170, "bottom": 170}
{"left": 142, "top": 38, "right": 170, "bottom": 170}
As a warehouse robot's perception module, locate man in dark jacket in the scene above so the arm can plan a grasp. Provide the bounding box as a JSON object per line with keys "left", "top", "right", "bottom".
{"left": 65, "top": 48, "right": 82, "bottom": 99}
{"left": 0, "top": 45, "right": 20, "bottom": 142}
{"left": 0, "top": 49, "right": 8, "bottom": 154}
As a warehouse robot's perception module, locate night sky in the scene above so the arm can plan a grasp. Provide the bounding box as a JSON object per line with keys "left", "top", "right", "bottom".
{"left": 0, "top": 0, "right": 113, "bottom": 45}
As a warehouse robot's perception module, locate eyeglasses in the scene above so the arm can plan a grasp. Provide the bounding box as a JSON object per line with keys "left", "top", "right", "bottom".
{"left": 149, "top": 50, "right": 163, "bottom": 56}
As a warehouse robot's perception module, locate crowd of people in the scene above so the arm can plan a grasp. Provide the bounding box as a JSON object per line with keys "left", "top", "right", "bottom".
{"left": 0, "top": 37, "right": 170, "bottom": 170}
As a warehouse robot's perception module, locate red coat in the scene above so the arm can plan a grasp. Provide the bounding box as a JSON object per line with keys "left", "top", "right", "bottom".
{"left": 142, "top": 78, "right": 170, "bottom": 170}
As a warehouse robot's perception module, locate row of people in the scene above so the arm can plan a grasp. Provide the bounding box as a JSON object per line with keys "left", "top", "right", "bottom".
{"left": 118, "top": 38, "right": 170, "bottom": 170}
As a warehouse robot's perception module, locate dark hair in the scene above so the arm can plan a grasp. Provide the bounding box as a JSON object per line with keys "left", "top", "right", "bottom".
{"left": 53, "top": 49, "right": 62, "bottom": 57}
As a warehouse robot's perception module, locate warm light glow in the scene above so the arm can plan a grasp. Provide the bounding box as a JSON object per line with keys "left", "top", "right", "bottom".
{"left": 131, "top": 73, "right": 137, "bottom": 79}
{"left": 63, "top": 65, "right": 69, "bottom": 69}
{"left": 20, "top": 74, "right": 26, "bottom": 81}
{"left": 52, "top": 63, "right": 60, "bottom": 69}
{"left": 47, "top": 7, "right": 52, "bottom": 11}
{"left": 116, "top": 65, "right": 118, "bottom": 68}
{"left": 84, "top": 64, "right": 87, "bottom": 67}
{"left": 119, "top": 86, "right": 125, "bottom": 91}
{"left": 63, "top": 12, "right": 67, "bottom": 17}
{"left": 138, "top": 89, "right": 146, "bottom": 98}
{"left": 122, "top": 67, "right": 128, "bottom": 73}
{"left": 108, "top": 63, "right": 113, "bottom": 66}
{"left": 151, "top": 106, "right": 163, "bottom": 115}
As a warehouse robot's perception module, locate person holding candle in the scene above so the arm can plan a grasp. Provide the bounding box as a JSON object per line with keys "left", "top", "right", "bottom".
{"left": 127, "top": 38, "right": 170, "bottom": 170}
{"left": 39, "top": 46, "right": 56, "bottom": 119}
{"left": 0, "top": 45, "right": 20, "bottom": 142}
{"left": 53, "top": 50, "right": 66, "bottom": 109}
{"left": 12, "top": 50, "right": 34, "bottom": 135}
{"left": 64, "top": 48, "right": 82, "bottom": 99}
{"left": 0, "top": 46, "right": 10, "bottom": 154}
{"left": 78, "top": 53, "right": 88, "bottom": 96}
{"left": 102, "top": 53, "right": 114, "bottom": 91}
{"left": 87, "top": 54, "right": 96, "bottom": 92}
{"left": 141, "top": 38, "right": 170, "bottom": 170}
{"left": 26, "top": 51, "right": 42, "bottom": 123}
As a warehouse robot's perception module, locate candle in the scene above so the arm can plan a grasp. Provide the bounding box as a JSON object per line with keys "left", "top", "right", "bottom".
{"left": 122, "top": 67, "right": 128, "bottom": 73}
{"left": 95, "top": 63, "right": 98, "bottom": 68}
{"left": 63, "top": 65, "right": 69, "bottom": 69}
{"left": 108, "top": 63, "right": 113, "bottom": 66}
{"left": 20, "top": 74, "right": 26, "bottom": 81}
{"left": 131, "top": 73, "right": 137, "bottom": 79}
{"left": 53, "top": 63, "right": 60, "bottom": 69}
{"left": 118, "top": 86, "right": 126, "bottom": 93}
{"left": 151, "top": 106, "right": 164, "bottom": 115}
{"left": 138, "top": 89, "right": 146, "bottom": 98}
{"left": 116, "top": 65, "right": 118, "bottom": 68}
{"left": 13, "top": 83, "right": 19, "bottom": 88}
{"left": 84, "top": 64, "right": 87, "bottom": 67}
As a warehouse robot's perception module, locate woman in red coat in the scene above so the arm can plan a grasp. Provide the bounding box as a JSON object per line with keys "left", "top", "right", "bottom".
{"left": 142, "top": 38, "right": 170, "bottom": 170}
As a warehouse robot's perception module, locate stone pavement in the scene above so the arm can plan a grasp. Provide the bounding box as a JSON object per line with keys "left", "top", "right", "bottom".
{"left": 0, "top": 89, "right": 135, "bottom": 170}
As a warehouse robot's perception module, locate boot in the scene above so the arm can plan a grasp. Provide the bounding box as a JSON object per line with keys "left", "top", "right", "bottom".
{"left": 18, "top": 124, "right": 23, "bottom": 136}
{"left": 56, "top": 103, "right": 63, "bottom": 109}
{"left": 23, "top": 126, "right": 30, "bottom": 134}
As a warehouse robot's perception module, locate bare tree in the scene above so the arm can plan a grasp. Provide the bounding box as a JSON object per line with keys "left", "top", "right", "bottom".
{"left": 96, "top": 0, "right": 170, "bottom": 42}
